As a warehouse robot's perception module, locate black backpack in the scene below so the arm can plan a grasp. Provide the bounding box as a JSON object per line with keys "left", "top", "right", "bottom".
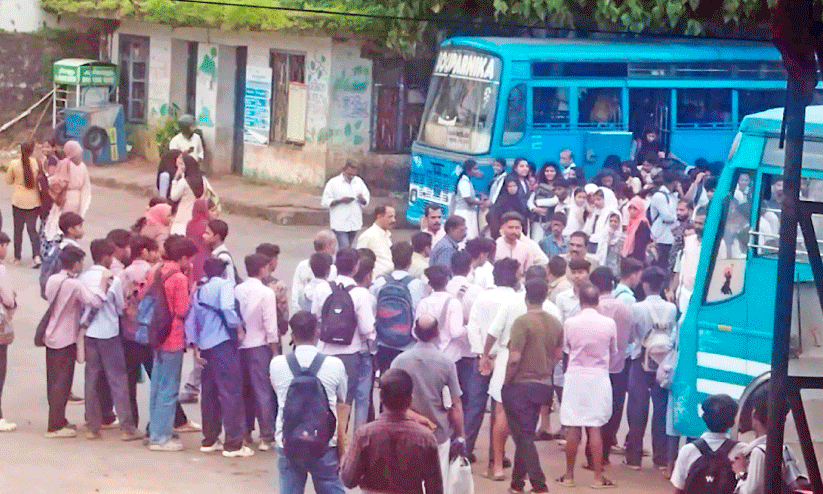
{"left": 683, "top": 438, "right": 738, "bottom": 494}
{"left": 319, "top": 282, "right": 357, "bottom": 345}
{"left": 282, "top": 353, "right": 336, "bottom": 470}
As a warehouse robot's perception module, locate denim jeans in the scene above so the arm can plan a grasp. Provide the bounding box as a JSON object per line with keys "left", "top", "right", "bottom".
{"left": 456, "top": 356, "right": 491, "bottom": 455}
{"left": 625, "top": 357, "right": 669, "bottom": 467}
{"left": 333, "top": 230, "right": 356, "bottom": 250}
{"left": 502, "top": 381, "right": 551, "bottom": 493}
{"left": 337, "top": 351, "right": 373, "bottom": 431}
{"left": 148, "top": 349, "right": 183, "bottom": 445}
{"left": 277, "top": 447, "right": 345, "bottom": 494}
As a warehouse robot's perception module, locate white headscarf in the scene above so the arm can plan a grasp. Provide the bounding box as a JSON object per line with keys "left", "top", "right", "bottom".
{"left": 595, "top": 208, "right": 624, "bottom": 265}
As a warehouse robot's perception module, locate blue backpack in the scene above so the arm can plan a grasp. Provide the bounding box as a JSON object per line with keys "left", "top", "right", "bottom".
{"left": 375, "top": 274, "right": 415, "bottom": 348}
{"left": 39, "top": 234, "right": 63, "bottom": 300}
{"left": 282, "top": 353, "right": 336, "bottom": 469}
{"left": 134, "top": 268, "right": 178, "bottom": 348}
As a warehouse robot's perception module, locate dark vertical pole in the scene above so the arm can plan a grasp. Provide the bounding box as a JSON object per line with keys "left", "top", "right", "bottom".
{"left": 766, "top": 77, "right": 807, "bottom": 494}
{"left": 789, "top": 387, "right": 823, "bottom": 492}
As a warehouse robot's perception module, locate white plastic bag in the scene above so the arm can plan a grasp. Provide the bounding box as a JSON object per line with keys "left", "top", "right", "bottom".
{"left": 447, "top": 456, "right": 474, "bottom": 494}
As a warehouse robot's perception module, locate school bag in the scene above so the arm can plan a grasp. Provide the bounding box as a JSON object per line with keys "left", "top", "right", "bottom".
{"left": 642, "top": 303, "right": 674, "bottom": 372}
{"left": 683, "top": 438, "right": 738, "bottom": 494}
{"left": 375, "top": 274, "right": 415, "bottom": 348}
{"left": 319, "top": 282, "right": 357, "bottom": 345}
{"left": 216, "top": 250, "right": 243, "bottom": 285}
{"left": 282, "top": 353, "right": 336, "bottom": 470}
{"left": 39, "top": 235, "right": 63, "bottom": 300}
{"left": 135, "top": 267, "right": 179, "bottom": 348}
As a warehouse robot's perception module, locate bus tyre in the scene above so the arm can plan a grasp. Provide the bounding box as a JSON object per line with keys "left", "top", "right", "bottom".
{"left": 734, "top": 372, "right": 770, "bottom": 439}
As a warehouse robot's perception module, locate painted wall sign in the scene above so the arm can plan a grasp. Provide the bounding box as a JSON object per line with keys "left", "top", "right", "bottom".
{"left": 244, "top": 65, "right": 272, "bottom": 145}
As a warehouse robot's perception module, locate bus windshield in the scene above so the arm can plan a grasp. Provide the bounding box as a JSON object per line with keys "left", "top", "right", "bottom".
{"left": 418, "top": 48, "right": 501, "bottom": 154}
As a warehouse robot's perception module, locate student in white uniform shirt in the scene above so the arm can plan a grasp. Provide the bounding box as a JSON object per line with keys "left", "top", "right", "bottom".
{"left": 466, "top": 237, "right": 496, "bottom": 290}
{"left": 168, "top": 114, "right": 204, "bottom": 163}
{"left": 291, "top": 230, "right": 337, "bottom": 313}
{"left": 320, "top": 160, "right": 370, "bottom": 250}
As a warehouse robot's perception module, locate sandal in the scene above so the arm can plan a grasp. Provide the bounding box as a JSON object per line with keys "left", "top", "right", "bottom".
{"left": 590, "top": 478, "right": 617, "bottom": 489}
{"left": 483, "top": 471, "right": 506, "bottom": 481}
{"left": 555, "top": 474, "right": 576, "bottom": 488}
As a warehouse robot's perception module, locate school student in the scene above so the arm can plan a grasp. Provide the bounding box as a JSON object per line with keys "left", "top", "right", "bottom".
{"left": 79, "top": 239, "right": 142, "bottom": 441}
{"left": 204, "top": 219, "right": 238, "bottom": 284}
{"left": 43, "top": 246, "right": 107, "bottom": 438}
{"left": 0, "top": 232, "right": 17, "bottom": 432}
{"left": 256, "top": 243, "right": 289, "bottom": 339}
{"left": 186, "top": 257, "right": 253, "bottom": 458}
{"left": 235, "top": 253, "right": 280, "bottom": 451}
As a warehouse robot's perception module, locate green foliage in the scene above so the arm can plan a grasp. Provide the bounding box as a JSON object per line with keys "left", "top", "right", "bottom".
{"left": 154, "top": 103, "right": 181, "bottom": 157}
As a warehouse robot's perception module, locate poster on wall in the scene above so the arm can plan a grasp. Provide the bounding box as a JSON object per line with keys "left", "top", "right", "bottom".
{"left": 287, "top": 81, "right": 308, "bottom": 144}
{"left": 244, "top": 66, "right": 272, "bottom": 145}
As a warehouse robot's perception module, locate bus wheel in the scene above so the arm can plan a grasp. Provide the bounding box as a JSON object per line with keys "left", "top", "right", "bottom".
{"left": 733, "top": 372, "right": 770, "bottom": 440}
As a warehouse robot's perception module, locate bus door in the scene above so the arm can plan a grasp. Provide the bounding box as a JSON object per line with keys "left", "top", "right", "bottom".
{"left": 691, "top": 168, "right": 756, "bottom": 402}
{"left": 577, "top": 85, "right": 629, "bottom": 177}
{"left": 629, "top": 88, "right": 671, "bottom": 158}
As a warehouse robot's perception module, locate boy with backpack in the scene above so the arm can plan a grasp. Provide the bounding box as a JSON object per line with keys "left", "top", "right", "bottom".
{"left": 235, "top": 253, "right": 280, "bottom": 451}
{"left": 369, "top": 241, "right": 426, "bottom": 375}
{"left": 79, "top": 239, "right": 142, "bottom": 441}
{"left": 256, "top": 243, "right": 289, "bottom": 338}
{"left": 270, "top": 311, "right": 347, "bottom": 494}
{"left": 298, "top": 252, "right": 333, "bottom": 313}
{"left": 40, "top": 212, "right": 84, "bottom": 300}
{"left": 311, "top": 247, "right": 375, "bottom": 433}
{"left": 42, "top": 245, "right": 107, "bottom": 438}
{"left": 671, "top": 394, "right": 745, "bottom": 494}
{"left": 203, "top": 219, "right": 240, "bottom": 285}
{"left": 625, "top": 266, "right": 679, "bottom": 471}
{"left": 186, "top": 257, "right": 253, "bottom": 458}
{"left": 143, "top": 236, "right": 199, "bottom": 452}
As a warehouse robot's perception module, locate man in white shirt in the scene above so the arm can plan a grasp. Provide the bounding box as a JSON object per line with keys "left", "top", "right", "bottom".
{"left": 312, "top": 248, "right": 376, "bottom": 432}
{"left": 421, "top": 203, "right": 446, "bottom": 246}
{"left": 168, "top": 114, "right": 204, "bottom": 163}
{"left": 270, "top": 311, "right": 347, "bottom": 494}
{"left": 648, "top": 170, "right": 680, "bottom": 270}
{"left": 466, "top": 237, "right": 495, "bottom": 290}
{"left": 416, "top": 265, "right": 464, "bottom": 363}
{"left": 370, "top": 241, "right": 427, "bottom": 373}
{"left": 203, "top": 219, "right": 239, "bottom": 285}
{"left": 355, "top": 206, "right": 395, "bottom": 278}
{"left": 409, "top": 231, "right": 431, "bottom": 279}
{"left": 291, "top": 230, "right": 337, "bottom": 313}
{"left": 321, "top": 160, "right": 370, "bottom": 249}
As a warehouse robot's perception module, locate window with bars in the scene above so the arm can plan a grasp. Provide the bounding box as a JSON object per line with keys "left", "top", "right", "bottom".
{"left": 270, "top": 52, "right": 305, "bottom": 144}
{"left": 119, "top": 36, "right": 150, "bottom": 123}
{"left": 373, "top": 58, "right": 433, "bottom": 153}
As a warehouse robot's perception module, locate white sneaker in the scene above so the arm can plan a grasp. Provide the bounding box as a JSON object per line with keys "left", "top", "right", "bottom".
{"left": 258, "top": 441, "right": 270, "bottom": 452}
{"left": 174, "top": 421, "right": 202, "bottom": 433}
{"left": 101, "top": 419, "right": 120, "bottom": 430}
{"left": 44, "top": 427, "right": 77, "bottom": 438}
{"left": 148, "top": 440, "right": 184, "bottom": 452}
{"left": 222, "top": 445, "right": 255, "bottom": 458}
{"left": 200, "top": 441, "right": 224, "bottom": 453}
{"left": 0, "top": 418, "right": 17, "bottom": 432}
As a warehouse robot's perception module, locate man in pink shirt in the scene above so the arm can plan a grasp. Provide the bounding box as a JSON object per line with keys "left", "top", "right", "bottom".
{"left": 558, "top": 284, "right": 619, "bottom": 489}
{"left": 495, "top": 212, "right": 535, "bottom": 272}
{"left": 43, "top": 245, "right": 107, "bottom": 438}
{"left": 589, "top": 267, "right": 634, "bottom": 467}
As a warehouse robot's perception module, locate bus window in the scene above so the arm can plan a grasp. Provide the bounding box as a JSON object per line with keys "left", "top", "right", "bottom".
{"left": 533, "top": 87, "right": 569, "bottom": 128}
{"left": 706, "top": 170, "right": 753, "bottom": 302}
{"left": 418, "top": 49, "right": 501, "bottom": 154}
{"left": 738, "top": 90, "right": 786, "bottom": 118}
{"left": 578, "top": 88, "right": 622, "bottom": 127}
{"left": 753, "top": 174, "right": 823, "bottom": 262}
{"left": 677, "top": 88, "right": 732, "bottom": 128}
{"left": 502, "top": 83, "right": 526, "bottom": 145}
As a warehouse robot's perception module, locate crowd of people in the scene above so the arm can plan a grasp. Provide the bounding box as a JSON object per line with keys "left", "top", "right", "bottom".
{"left": 0, "top": 116, "right": 800, "bottom": 494}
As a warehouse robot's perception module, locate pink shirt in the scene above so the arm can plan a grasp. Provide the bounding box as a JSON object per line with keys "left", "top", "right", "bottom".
{"left": 415, "top": 291, "right": 465, "bottom": 362}
{"left": 597, "top": 295, "right": 633, "bottom": 374}
{"left": 44, "top": 271, "right": 104, "bottom": 349}
{"left": 563, "top": 307, "right": 618, "bottom": 375}
{"left": 495, "top": 237, "right": 535, "bottom": 272}
{"left": 236, "top": 278, "right": 279, "bottom": 349}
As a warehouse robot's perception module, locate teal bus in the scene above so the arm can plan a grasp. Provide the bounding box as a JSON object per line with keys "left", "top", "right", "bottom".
{"left": 407, "top": 36, "right": 790, "bottom": 224}
{"left": 671, "top": 106, "right": 823, "bottom": 437}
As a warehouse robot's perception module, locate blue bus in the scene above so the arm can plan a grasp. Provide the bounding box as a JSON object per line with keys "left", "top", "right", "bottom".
{"left": 406, "top": 36, "right": 791, "bottom": 224}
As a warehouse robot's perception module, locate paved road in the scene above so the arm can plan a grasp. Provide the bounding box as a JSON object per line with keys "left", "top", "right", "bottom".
{"left": 0, "top": 182, "right": 812, "bottom": 493}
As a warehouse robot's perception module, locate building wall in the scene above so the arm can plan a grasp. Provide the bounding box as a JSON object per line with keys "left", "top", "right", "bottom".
{"left": 1, "top": 0, "right": 49, "bottom": 32}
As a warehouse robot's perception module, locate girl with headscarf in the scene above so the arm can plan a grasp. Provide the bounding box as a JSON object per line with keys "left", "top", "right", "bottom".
{"left": 186, "top": 198, "right": 212, "bottom": 283}
{"left": 528, "top": 161, "right": 561, "bottom": 240}
{"left": 44, "top": 140, "right": 91, "bottom": 240}
{"left": 563, "top": 187, "right": 589, "bottom": 238}
{"left": 157, "top": 149, "right": 182, "bottom": 199}
{"left": 622, "top": 196, "right": 652, "bottom": 263}
{"left": 587, "top": 186, "right": 620, "bottom": 250}
{"left": 140, "top": 203, "right": 173, "bottom": 248}
{"left": 490, "top": 175, "right": 529, "bottom": 239}
{"left": 595, "top": 209, "right": 624, "bottom": 276}
{"left": 6, "top": 141, "right": 41, "bottom": 266}
{"left": 169, "top": 153, "right": 205, "bottom": 235}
